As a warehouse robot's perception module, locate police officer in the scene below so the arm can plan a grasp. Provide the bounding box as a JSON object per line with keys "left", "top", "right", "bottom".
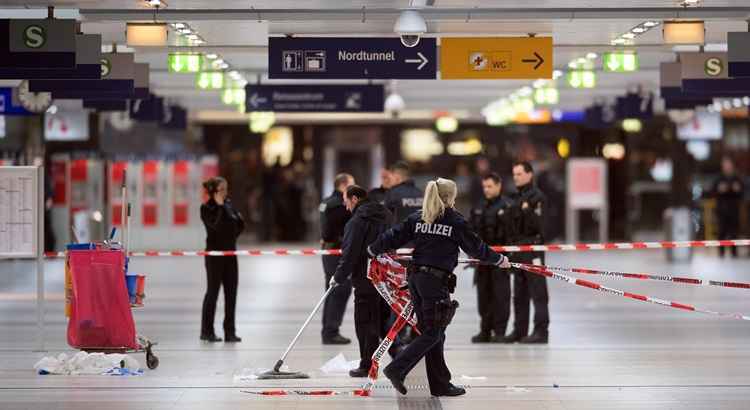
{"left": 369, "top": 178, "right": 510, "bottom": 397}
{"left": 319, "top": 173, "right": 355, "bottom": 344}
{"left": 713, "top": 157, "right": 744, "bottom": 258}
{"left": 330, "top": 185, "right": 393, "bottom": 378}
{"left": 469, "top": 172, "right": 514, "bottom": 343}
{"left": 507, "top": 162, "right": 549, "bottom": 344}
{"left": 369, "top": 168, "right": 393, "bottom": 206}
{"left": 384, "top": 161, "right": 423, "bottom": 224}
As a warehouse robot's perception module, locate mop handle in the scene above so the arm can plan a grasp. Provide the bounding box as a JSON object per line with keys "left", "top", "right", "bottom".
{"left": 274, "top": 284, "right": 337, "bottom": 372}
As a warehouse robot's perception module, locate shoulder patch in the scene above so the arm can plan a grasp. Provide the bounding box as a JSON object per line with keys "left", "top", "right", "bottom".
{"left": 497, "top": 209, "right": 504, "bottom": 216}
{"left": 535, "top": 202, "right": 543, "bottom": 216}
{"left": 319, "top": 203, "right": 327, "bottom": 213}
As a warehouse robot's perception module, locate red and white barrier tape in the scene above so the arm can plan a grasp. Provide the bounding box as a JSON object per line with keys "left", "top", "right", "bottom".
{"left": 43, "top": 239, "right": 750, "bottom": 259}
{"left": 534, "top": 264, "right": 750, "bottom": 290}
{"left": 241, "top": 389, "right": 370, "bottom": 396}
{"left": 513, "top": 263, "right": 750, "bottom": 321}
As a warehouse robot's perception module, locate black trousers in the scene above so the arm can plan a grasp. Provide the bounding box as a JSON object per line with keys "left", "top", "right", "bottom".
{"left": 511, "top": 252, "right": 549, "bottom": 336}
{"left": 475, "top": 265, "right": 511, "bottom": 336}
{"left": 718, "top": 216, "right": 739, "bottom": 257}
{"left": 201, "top": 255, "right": 238, "bottom": 336}
{"left": 385, "top": 270, "right": 453, "bottom": 396}
{"left": 321, "top": 254, "right": 352, "bottom": 339}
{"left": 353, "top": 279, "right": 390, "bottom": 369}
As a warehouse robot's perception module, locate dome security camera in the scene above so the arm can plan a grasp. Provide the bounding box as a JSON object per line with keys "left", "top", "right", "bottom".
{"left": 394, "top": 10, "right": 426, "bottom": 48}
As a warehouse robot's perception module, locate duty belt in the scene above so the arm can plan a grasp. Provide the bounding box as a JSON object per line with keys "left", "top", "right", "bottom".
{"left": 412, "top": 265, "right": 448, "bottom": 279}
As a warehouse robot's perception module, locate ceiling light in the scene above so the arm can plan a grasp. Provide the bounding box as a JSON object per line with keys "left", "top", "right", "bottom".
{"left": 205, "top": 53, "right": 218, "bottom": 60}
{"left": 644, "top": 21, "right": 660, "bottom": 27}
{"left": 663, "top": 21, "right": 705, "bottom": 45}
{"left": 586, "top": 52, "right": 598, "bottom": 60}
{"left": 743, "top": 96, "right": 750, "bottom": 105}
{"left": 552, "top": 70, "right": 563, "bottom": 80}
{"left": 126, "top": 22, "right": 168, "bottom": 46}
{"left": 186, "top": 34, "right": 198, "bottom": 40}
{"left": 612, "top": 38, "right": 627, "bottom": 45}
{"left": 622, "top": 33, "right": 636, "bottom": 39}
{"left": 178, "top": 28, "right": 192, "bottom": 34}
{"left": 172, "top": 23, "right": 185, "bottom": 29}
{"left": 632, "top": 27, "right": 647, "bottom": 34}
{"left": 435, "top": 115, "right": 459, "bottom": 133}
{"left": 146, "top": 0, "right": 165, "bottom": 7}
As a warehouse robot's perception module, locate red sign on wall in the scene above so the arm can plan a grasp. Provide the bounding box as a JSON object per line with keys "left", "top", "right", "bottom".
{"left": 51, "top": 159, "right": 67, "bottom": 205}
{"left": 173, "top": 160, "right": 189, "bottom": 226}
{"left": 110, "top": 161, "right": 127, "bottom": 226}
{"left": 70, "top": 159, "right": 88, "bottom": 214}
{"left": 142, "top": 161, "right": 159, "bottom": 226}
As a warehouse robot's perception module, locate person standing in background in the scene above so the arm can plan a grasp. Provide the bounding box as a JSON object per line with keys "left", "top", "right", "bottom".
{"left": 200, "top": 177, "right": 244, "bottom": 343}
{"left": 713, "top": 157, "right": 745, "bottom": 258}
{"left": 384, "top": 161, "right": 423, "bottom": 224}
{"left": 469, "top": 172, "right": 515, "bottom": 343}
{"left": 507, "top": 162, "right": 549, "bottom": 344}
{"left": 369, "top": 168, "right": 394, "bottom": 205}
{"left": 319, "top": 173, "right": 355, "bottom": 345}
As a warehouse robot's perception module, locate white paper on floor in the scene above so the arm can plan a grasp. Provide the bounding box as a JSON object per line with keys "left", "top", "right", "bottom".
{"left": 460, "top": 375, "right": 488, "bottom": 381}
{"left": 34, "top": 352, "right": 142, "bottom": 375}
{"left": 320, "top": 353, "right": 359, "bottom": 375}
{"left": 504, "top": 386, "right": 531, "bottom": 393}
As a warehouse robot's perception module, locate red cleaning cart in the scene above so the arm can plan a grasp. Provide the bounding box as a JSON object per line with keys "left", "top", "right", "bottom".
{"left": 66, "top": 246, "right": 159, "bottom": 369}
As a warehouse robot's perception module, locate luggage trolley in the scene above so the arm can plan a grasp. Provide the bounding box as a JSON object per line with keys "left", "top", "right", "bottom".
{"left": 65, "top": 242, "right": 159, "bottom": 370}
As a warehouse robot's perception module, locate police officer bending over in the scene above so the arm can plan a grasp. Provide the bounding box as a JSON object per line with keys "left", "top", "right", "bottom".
{"left": 384, "top": 161, "right": 423, "bottom": 224}
{"left": 330, "top": 185, "right": 394, "bottom": 378}
{"left": 507, "top": 161, "right": 549, "bottom": 344}
{"left": 319, "top": 173, "right": 355, "bottom": 345}
{"left": 469, "top": 172, "right": 515, "bottom": 343}
{"left": 368, "top": 178, "right": 510, "bottom": 397}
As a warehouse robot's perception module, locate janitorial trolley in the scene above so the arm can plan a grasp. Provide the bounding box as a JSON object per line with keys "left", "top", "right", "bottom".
{"left": 65, "top": 242, "right": 159, "bottom": 369}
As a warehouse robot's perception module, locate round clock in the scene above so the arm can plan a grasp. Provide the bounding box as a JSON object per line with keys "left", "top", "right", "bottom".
{"left": 17, "top": 80, "right": 52, "bottom": 113}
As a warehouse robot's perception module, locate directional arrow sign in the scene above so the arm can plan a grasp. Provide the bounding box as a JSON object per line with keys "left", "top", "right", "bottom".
{"left": 244, "top": 84, "right": 384, "bottom": 112}
{"left": 268, "top": 37, "right": 437, "bottom": 79}
{"left": 440, "top": 37, "right": 553, "bottom": 80}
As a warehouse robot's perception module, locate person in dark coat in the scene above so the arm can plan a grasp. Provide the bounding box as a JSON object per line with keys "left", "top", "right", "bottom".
{"left": 368, "top": 178, "right": 510, "bottom": 397}
{"left": 330, "top": 185, "right": 393, "bottom": 378}
{"left": 384, "top": 161, "right": 423, "bottom": 225}
{"left": 319, "top": 173, "right": 355, "bottom": 344}
{"left": 713, "top": 157, "right": 745, "bottom": 257}
{"left": 200, "top": 177, "right": 245, "bottom": 343}
{"left": 369, "top": 168, "right": 394, "bottom": 206}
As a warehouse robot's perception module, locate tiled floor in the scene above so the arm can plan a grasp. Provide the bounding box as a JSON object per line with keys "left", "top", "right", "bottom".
{"left": 1, "top": 246, "right": 749, "bottom": 409}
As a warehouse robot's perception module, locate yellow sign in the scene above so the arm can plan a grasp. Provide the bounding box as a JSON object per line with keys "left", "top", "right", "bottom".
{"left": 440, "top": 37, "right": 553, "bottom": 80}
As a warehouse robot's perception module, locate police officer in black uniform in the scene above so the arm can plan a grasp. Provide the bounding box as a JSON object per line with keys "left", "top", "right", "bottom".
{"left": 330, "top": 185, "right": 393, "bottom": 378}
{"left": 712, "top": 157, "right": 745, "bottom": 258}
{"left": 469, "top": 172, "right": 514, "bottom": 343}
{"left": 319, "top": 173, "right": 355, "bottom": 344}
{"left": 369, "top": 168, "right": 393, "bottom": 206}
{"left": 384, "top": 161, "right": 423, "bottom": 224}
{"left": 507, "top": 162, "right": 549, "bottom": 344}
{"left": 369, "top": 178, "right": 510, "bottom": 397}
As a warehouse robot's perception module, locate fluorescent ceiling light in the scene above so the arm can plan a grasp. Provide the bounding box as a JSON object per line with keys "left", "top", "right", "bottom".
{"left": 663, "top": 21, "right": 705, "bottom": 45}
{"left": 126, "top": 23, "right": 168, "bottom": 46}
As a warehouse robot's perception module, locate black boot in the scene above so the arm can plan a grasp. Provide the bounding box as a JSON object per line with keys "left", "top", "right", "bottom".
{"left": 322, "top": 334, "right": 351, "bottom": 345}
{"left": 490, "top": 334, "right": 518, "bottom": 344}
{"left": 503, "top": 330, "right": 525, "bottom": 343}
{"left": 520, "top": 331, "right": 548, "bottom": 344}
{"left": 433, "top": 384, "right": 466, "bottom": 397}
{"left": 225, "top": 334, "right": 242, "bottom": 343}
{"left": 471, "top": 331, "right": 492, "bottom": 343}
{"left": 348, "top": 367, "right": 369, "bottom": 378}
{"left": 383, "top": 367, "right": 407, "bottom": 395}
{"left": 200, "top": 333, "right": 222, "bottom": 342}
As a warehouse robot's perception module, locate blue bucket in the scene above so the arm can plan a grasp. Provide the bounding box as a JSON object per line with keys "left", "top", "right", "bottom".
{"left": 125, "top": 272, "right": 138, "bottom": 304}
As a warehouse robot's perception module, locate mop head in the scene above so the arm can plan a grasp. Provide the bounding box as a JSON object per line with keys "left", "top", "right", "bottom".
{"left": 257, "top": 370, "right": 310, "bottom": 380}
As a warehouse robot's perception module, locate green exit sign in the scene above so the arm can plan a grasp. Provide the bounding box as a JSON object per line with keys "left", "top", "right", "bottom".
{"left": 196, "top": 71, "right": 225, "bottom": 89}
{"left": 603, "top": 52, "right": 639, "bottom": 72}
{"left": 168, "top": 53, "right": 203, "bottom": 73}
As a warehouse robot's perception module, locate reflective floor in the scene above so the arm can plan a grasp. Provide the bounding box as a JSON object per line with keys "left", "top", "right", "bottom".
{"left": 1, "top": 246, "right": 749, "bottom": 409}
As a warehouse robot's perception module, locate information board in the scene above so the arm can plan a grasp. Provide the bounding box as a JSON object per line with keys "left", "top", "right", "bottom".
{"left": 0, "top": 166, "right": 41, "bottom": 257}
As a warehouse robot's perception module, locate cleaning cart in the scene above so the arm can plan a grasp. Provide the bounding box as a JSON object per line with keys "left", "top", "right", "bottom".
{"left": 65, "top": 242, "right": 159, "bottom": 370}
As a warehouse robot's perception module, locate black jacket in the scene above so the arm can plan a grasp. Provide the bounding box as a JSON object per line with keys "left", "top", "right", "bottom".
{"left": 368, "top": 186, "right": 388, "bottom": 206}
{"left": 201, "top": 199, "right": 245, "bottom": 251}
{"left": 712, "top": 174, "right": 744, "bottom": 220}
{"left": 319, "top": 190, "right": 350, "bottom": 246}
{"left": 470, "top": 194, "right": 513, "bottom": 245}
{"left": 508, "top": 184, "right": 546, "bottom": 245}
{"left": 369, "top": 208, "right": 503, "bottom": 273}
{"left": 384, "top": 180, "right": 423, "bottom": 225}
{"left": 333, "top": 198, "right": 392, "bottom": 285}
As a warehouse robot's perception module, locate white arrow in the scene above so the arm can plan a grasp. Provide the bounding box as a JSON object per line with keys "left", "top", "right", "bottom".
{"left": 405, "top": 52, "right": 428, "bottom": 70}
{"left": 249, "top": 93, "right": 267, "bottom": 108}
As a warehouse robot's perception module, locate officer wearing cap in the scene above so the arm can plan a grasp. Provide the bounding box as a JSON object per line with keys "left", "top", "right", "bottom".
{"left": 384, "top": 161, "right": 423, "bottom": 224}
{"left": 469, "top": 172, "right": 514, "bottom": 344}
{"left": 368, "top": 178, "right": 510, "bottom": 397}
{"left": 319, "top": 173, "right": 355, "bottom": 345}
{"left": 507, "top": 161, "right": 549, "bottom": 344}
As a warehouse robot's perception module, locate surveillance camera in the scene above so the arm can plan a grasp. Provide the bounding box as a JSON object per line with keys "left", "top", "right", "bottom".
{"left": 400, "top": 34, "right": 421, "bottom": 48}
{"left": 394, "top": 10, "right": 426, "bottom": 48}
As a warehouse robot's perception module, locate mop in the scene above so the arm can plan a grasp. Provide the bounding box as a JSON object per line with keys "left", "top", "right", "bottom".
{"left": 257, "top": 284, "right": 337, "bottom": 380}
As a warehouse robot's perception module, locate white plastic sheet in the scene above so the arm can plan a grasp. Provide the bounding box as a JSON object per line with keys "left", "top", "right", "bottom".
{"left": 34, "top": 351, "right": 142, "bottom": 375}
{"left": 319, "top": 353, "right": 359, "bottom": 375}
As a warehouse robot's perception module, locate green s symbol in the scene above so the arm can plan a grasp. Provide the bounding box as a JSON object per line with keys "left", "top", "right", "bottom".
{"left": 101, "top": 58, "right": 111, "bottom": 77}
{"left": 23, "top": 25, "right": 46, "bottom": 49}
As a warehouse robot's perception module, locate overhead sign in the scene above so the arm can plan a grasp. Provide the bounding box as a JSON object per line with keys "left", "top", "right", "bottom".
{"left": 603, "top": 52, "right": 639, "bottom": 73}
{"left": 168, "top": 53, "right": 203, "bottom": 73}
{"left": 44, "top": 110, "right": 90, "bottom": 141}
{"left": 728, "top": 32, "right": 750, "bottom": 77}
{"left": 268, "top": 37, "right": 437, "bottom": 79}
{"left": 440, "top": 37, "right": 553, "bottom": 79}
{"left": 244, "top": 84, "right": 384, "bottom": 112}
{"left": 567, "top": 158, "right": 607, "bottom": 209}
{"left": 29, "top": 53, "right": 136, "bottom": 99}
{"left": 0, "top": 34, "right": 101, "bottom": 79}
{"left": 680, "top": 52, "right": 750, "bottom": 96}
{"left": 0, "top": 19, "right": 76, "bottom": 68}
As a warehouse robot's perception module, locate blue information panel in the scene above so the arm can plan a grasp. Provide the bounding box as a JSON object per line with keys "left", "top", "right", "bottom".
{"left": 269, "top": 37, "right": 437, "bottom": 79}
{"left": 245, "top": 84, "right": 384, "bottom": 112}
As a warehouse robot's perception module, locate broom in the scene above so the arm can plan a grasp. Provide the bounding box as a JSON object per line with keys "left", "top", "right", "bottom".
{"left": 257, "top": 284, "right": 337, "bottom": 380}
